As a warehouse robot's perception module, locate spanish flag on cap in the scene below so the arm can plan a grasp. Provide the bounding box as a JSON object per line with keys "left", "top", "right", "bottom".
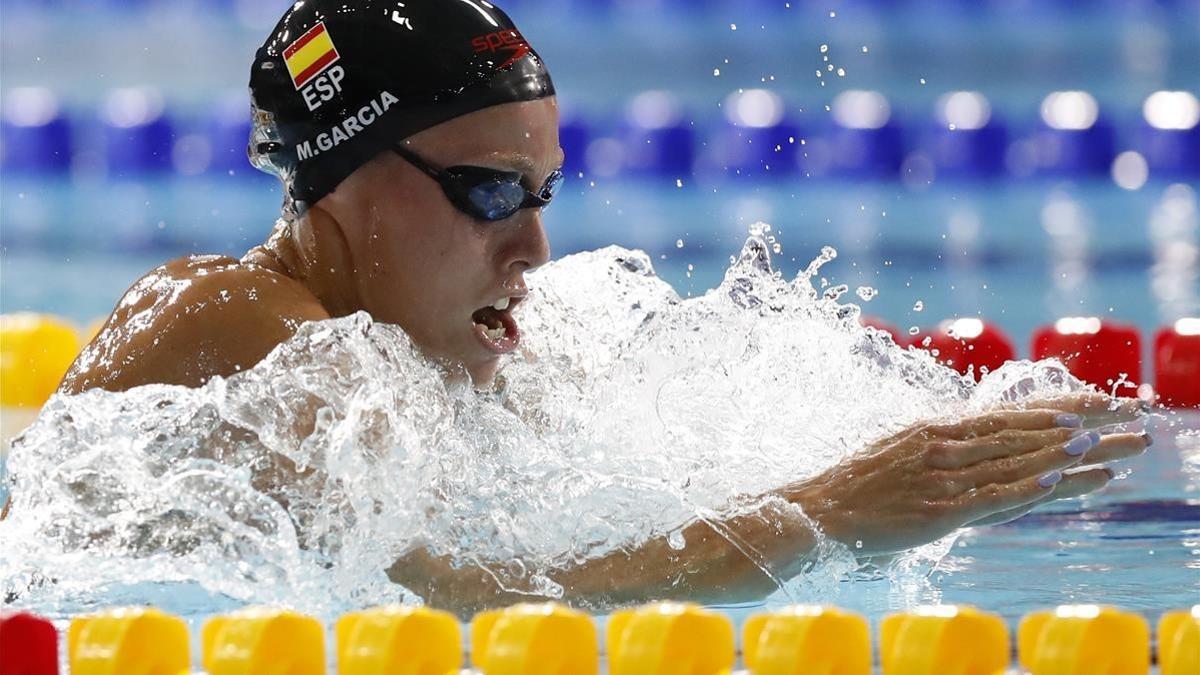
{"left": 284, "top": 21, "right": 340, "bottom": 89}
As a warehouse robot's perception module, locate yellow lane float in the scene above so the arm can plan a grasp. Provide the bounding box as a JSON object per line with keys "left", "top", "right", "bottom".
{"left": 0, "top": 312, "right": 82, "bottom": 408}
{"left": 337, "top": 605, "right": 461, "bottom": 675}
{"left": 606, "top": 601, "right": 734, "bottom": 675}
{"left": 470, "top": 602, "right": 598, "bottom": 675}
{"left": 1018, "top": 605, "right": 1150, "bottom": 675}
{"left": 68, "top": 607, "right": 190, "bottom": 675}
{"left": 1155, "top": 606, "right": 1199, "bottom": 675}
{"left": 880, "top": 605, "right": 1009, "bottom": 675}
{"left": 202, "top": 607, "right": 326, "bottom": 675}
{"left": 742, "top": 605, "right": 871, "bottom": 675}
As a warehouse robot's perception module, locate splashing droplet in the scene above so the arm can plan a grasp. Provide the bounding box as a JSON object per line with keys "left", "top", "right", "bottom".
{"left": 667, "top": 530, "right": 686, "bottom": 550}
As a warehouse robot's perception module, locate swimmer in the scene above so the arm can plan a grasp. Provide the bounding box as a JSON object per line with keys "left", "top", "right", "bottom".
{"left": 52, "top": 0, "right": 1151, "bottom": 614}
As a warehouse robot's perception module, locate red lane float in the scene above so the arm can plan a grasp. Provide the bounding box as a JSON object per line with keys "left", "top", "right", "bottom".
{"left": 0, "top": 611, "right": 59, "bottom": 675}
{"left": 1155, "top": 319, "right": 1200, "bottom": 408}
{"left": 1032, "top": 317, "right": 1142, "bottom": 393}
{"left": 910, "top": 318, "right": 1016, "bottom": 381}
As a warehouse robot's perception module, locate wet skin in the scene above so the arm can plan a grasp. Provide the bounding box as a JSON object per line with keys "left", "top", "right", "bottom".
{"left": 51, "top": 98, "right": 1152, "bottom": 615}
{"left": 60, "top": 98, "right": 560, "bottom": 394}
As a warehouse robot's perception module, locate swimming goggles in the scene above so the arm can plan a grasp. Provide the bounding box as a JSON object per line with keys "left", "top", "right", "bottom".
{"left": 392, "top": 144, "right": 564, "bottom": 222}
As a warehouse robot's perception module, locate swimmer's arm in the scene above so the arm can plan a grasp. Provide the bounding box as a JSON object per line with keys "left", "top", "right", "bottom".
{"left": 386, "top": 496, "right": 822, "bottom": 617}
{"left": 59, "top": 260, "right": 330, "bottom": 394}
{"left": 388, "top": 394, "right": 1150, "bottom": 616}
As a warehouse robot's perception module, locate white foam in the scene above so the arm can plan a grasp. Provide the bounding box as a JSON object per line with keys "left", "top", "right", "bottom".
{"left": 0, "top": 228, "right": 1089, "bottom": 618}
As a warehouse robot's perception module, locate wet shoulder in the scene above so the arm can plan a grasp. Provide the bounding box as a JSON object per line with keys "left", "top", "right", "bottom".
{"left": 59, "top": 254, "right": 329, "bottom": 394}
{"left": 116, "top": 254, "right": 321, "bottom": 320}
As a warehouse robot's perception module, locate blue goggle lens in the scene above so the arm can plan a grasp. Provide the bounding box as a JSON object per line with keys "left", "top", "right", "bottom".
{"left": 469, "top": 180, "right": 527, "bottom": 221}
{"left": 465, "top": 169, "right": 565, "bottom": 221}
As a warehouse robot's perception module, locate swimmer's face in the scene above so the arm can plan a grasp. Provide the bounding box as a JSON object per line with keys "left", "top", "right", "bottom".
{"left": 323, "top": 98, "right": 561, "bottom": 383}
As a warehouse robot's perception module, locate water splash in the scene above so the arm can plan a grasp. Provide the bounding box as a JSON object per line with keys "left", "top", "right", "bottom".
{"left": 0, "top": 226, "right": 1088, "bottom": 619}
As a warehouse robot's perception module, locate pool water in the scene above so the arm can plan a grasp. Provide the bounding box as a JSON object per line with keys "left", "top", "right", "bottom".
{"left": 3, "top": 178, "right": 1196, "bottom": 346}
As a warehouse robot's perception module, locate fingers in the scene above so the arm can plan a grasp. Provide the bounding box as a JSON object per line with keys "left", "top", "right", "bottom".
{"left": 1047, "top": 467, "right": 1113, "bottom": 501}
{"left": 949, "top": 473, "right": 1057, "bottom": 524}
{"left": 1083, "top": 432, "right": 1151, "bottom": 465}
{"left": 925, "top": 409, "right": 1082, "bottom": 441}
{"left": 927, "top": 427, "right": 1085, "bottom": 469}
{"left": 956, "top": 432, "right": 1098, "bottom": 489}
{"left": 934, "top": 428, "right": 1145, "bottom": 492}
{"left": 922, "top": 393, "right": 1147, "bottom": 470}
{"left": 1015, "top": 392, "right": 1147, "bottom": 428}
{"left": 969, "top": 503, "right": 1039, "bottom": 527}
{"left": 966, "top": 467, "right": 1115, "bottom": 527}
{"left": 1076, "top": 395, "right": 1146, "bottom": 428}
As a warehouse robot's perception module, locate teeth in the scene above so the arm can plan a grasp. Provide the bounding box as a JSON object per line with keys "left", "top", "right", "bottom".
{"left": 492, "top": 297, "right": 510, "bottom": 311}
{"left": 484, "top": 326, "right": 506, "bottom": 340}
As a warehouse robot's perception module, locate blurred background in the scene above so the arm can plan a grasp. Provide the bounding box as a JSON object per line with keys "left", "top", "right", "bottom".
{"left": 2, "top": 0, "right": 1198, "bottom": 351}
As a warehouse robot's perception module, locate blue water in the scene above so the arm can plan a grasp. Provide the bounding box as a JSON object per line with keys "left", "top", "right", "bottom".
{"left": 3, "top": 178, "right": 1195, "bottom": 355}
{"left": 4, "top": 0, "right": 1197, "bottom": 344}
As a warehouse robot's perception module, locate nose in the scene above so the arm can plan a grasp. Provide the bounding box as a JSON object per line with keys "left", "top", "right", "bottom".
{"left": 500, "top": 207, "right": 552, "bottom": 273}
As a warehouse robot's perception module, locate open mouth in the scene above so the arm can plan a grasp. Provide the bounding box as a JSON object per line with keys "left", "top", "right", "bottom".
{"left": 471, "top": 295, "right": 523, "bottom": 355}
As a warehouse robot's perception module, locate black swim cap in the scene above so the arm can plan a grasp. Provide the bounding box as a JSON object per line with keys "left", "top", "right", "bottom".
{"left": 248, "top": 0, "right": 555, "bottom": 213}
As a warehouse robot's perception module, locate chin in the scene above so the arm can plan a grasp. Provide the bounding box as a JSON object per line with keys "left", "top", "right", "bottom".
{"left": 466, "top": 358, "right": 501, "bottom": 386}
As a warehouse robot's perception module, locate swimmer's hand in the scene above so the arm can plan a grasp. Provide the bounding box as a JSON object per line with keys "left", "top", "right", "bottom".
{"left": 785, "top": 392, "right": 1150, "bottom": 556}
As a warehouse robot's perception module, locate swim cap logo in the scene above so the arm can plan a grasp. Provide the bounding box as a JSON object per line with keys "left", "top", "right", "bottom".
{"left": 472, "top": 29, "right": 532, "bottom": 70}
{"left": 284, "top": 21, "right": 341, "bottom": 90}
